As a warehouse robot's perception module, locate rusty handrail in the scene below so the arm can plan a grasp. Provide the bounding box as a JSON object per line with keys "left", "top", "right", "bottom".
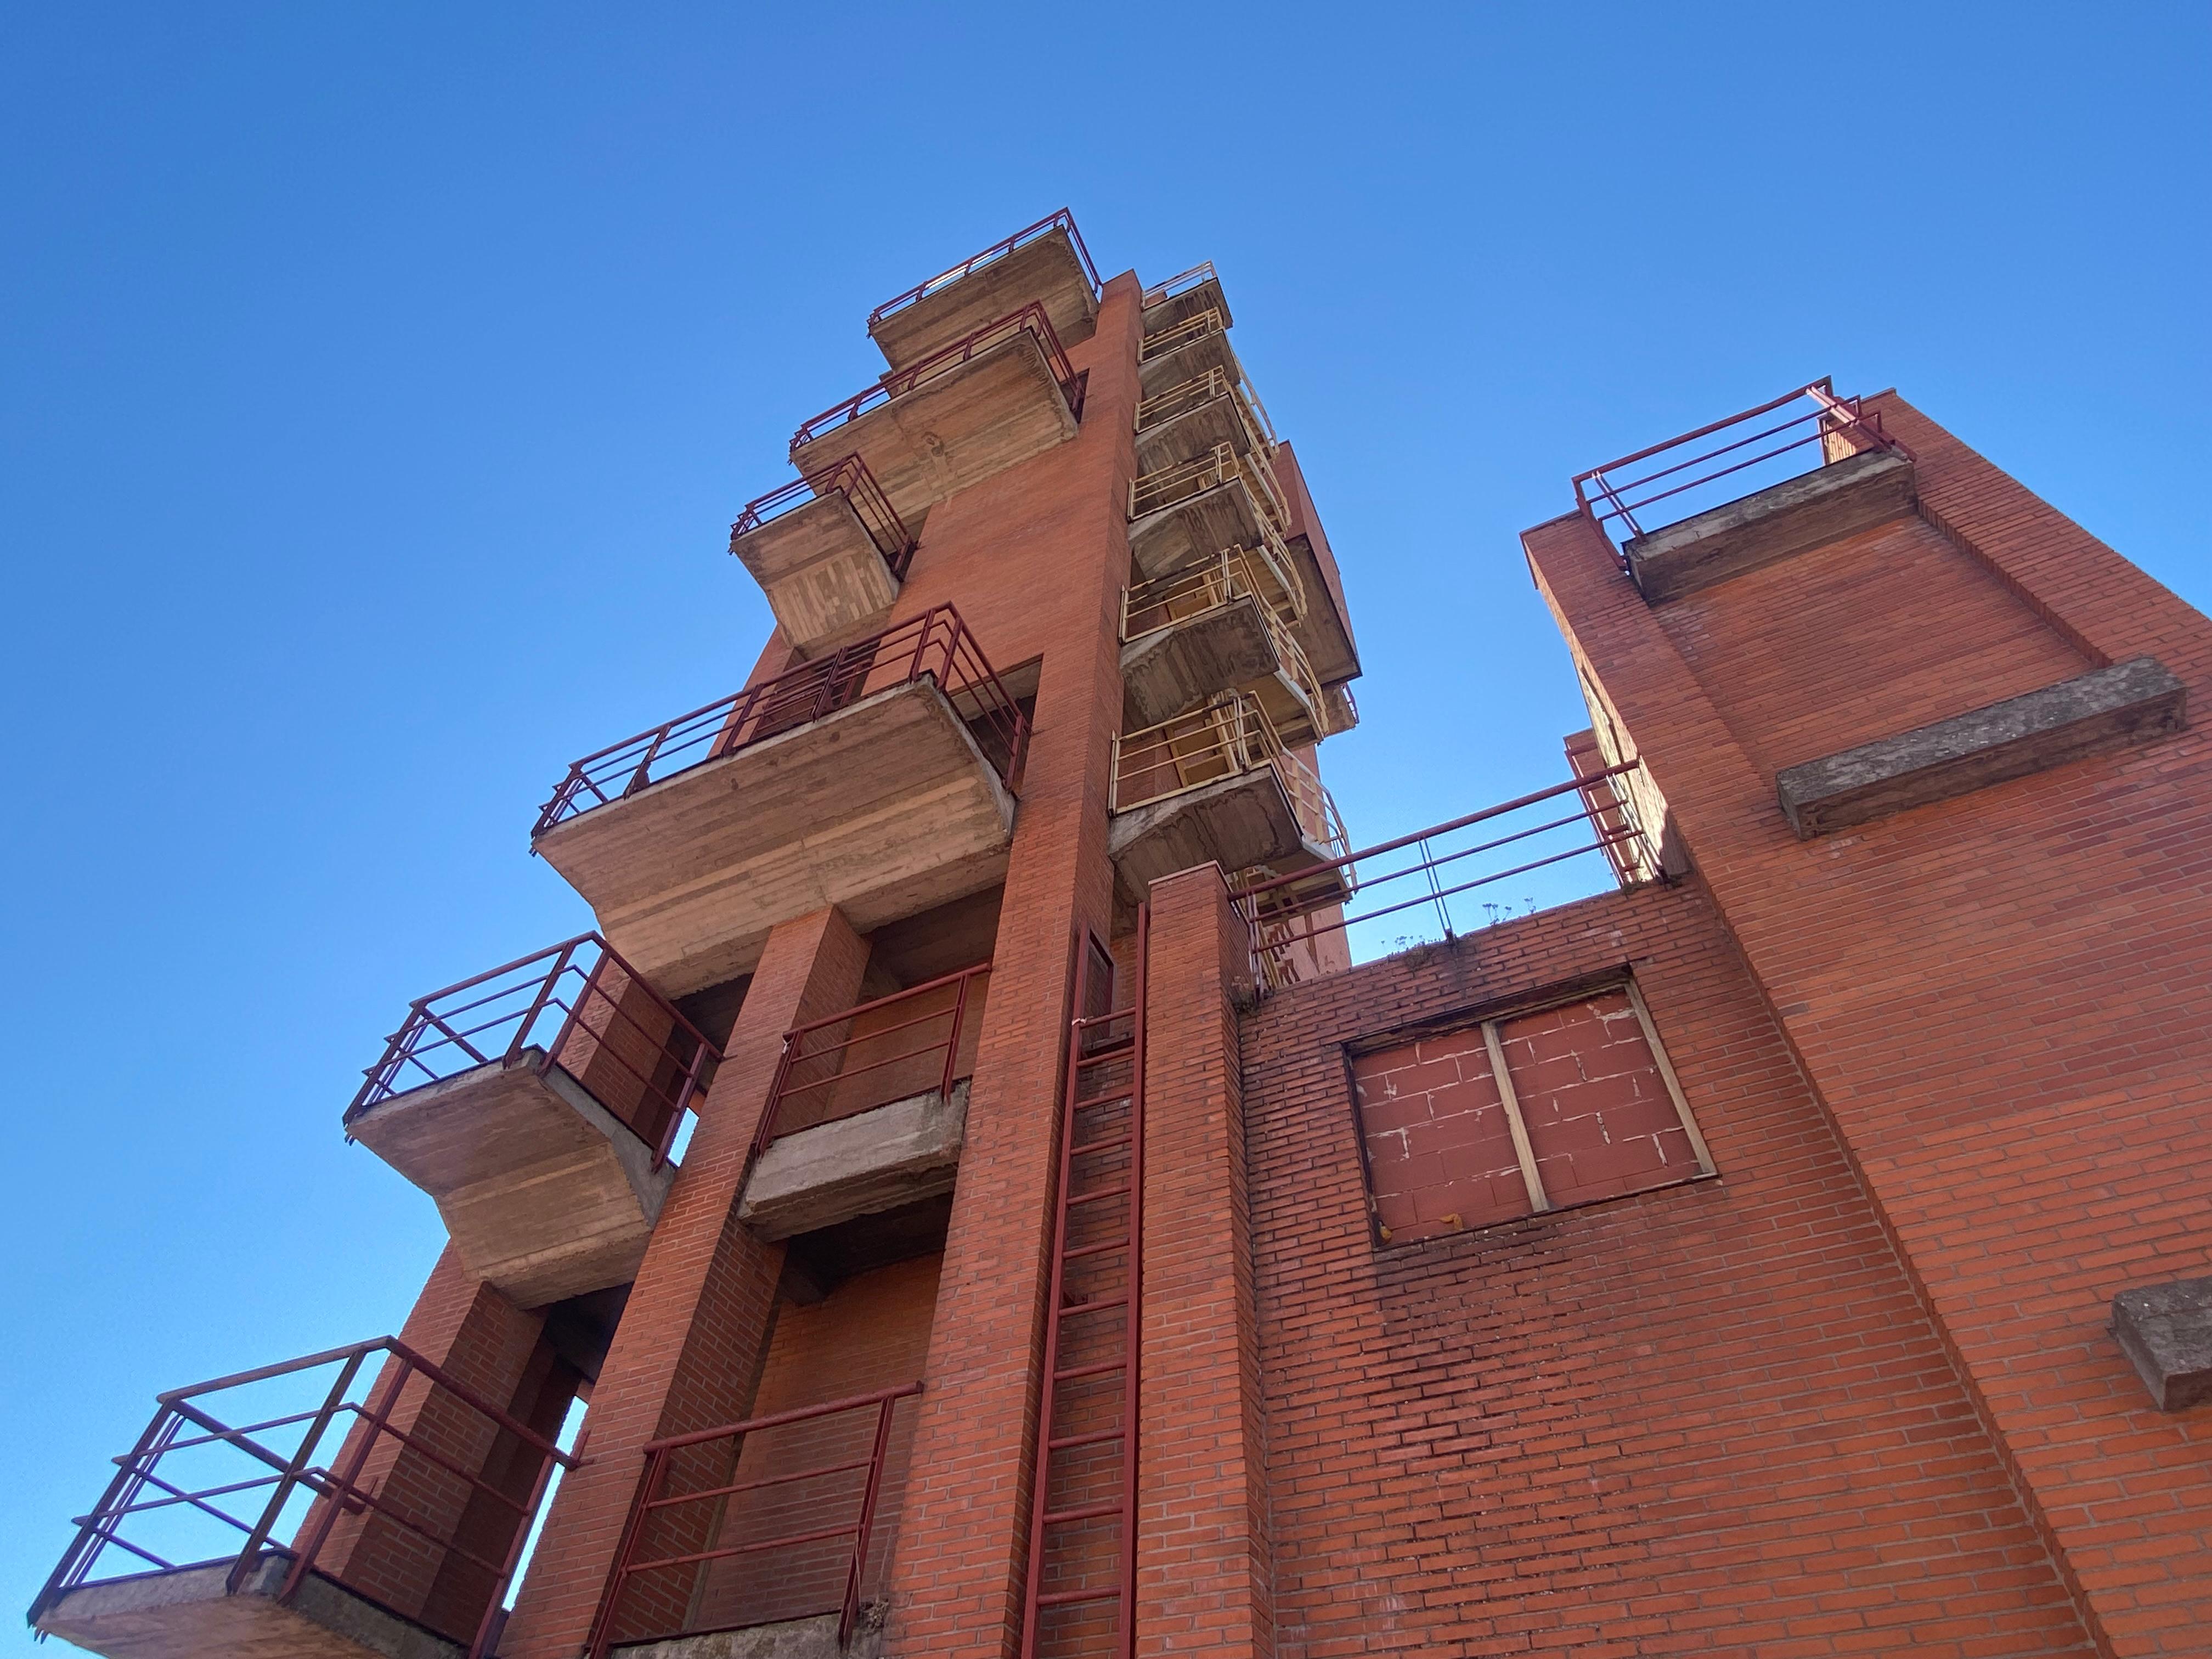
{"left": 793, "top": 304, "right": 1084, "bottom": 448}
{"left": 731, "top": 453, "right": 917, "bottom": 581}
{"left": 867, "top": 209, "right": 1099, "bottom": 328}
{"left": 1141, "top": 259, "right": 1217, "bottom": 308}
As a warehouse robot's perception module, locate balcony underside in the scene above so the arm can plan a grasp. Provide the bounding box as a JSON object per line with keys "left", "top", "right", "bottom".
{"left": 537, "top": 680, "right": 1017, "bottom": 997}
{"left": 345, "top": 1049, "right": 672, "bottom": 1310}
{"left": 35, "top": 1554, "right": 462, "bottom": 1659}
{"left": 1142, "top": 274, "right": 1231, "bottom": 336}
{"left": 739, "top": 1082, "right": 968, "bottom": 1242}
{"left": 871, "top": 230, "right": 1096, "bottom": 371}
{"left": 1121, "top": 601, "right": 1318, "bottom": 743}
{"left": 614, "top": 1606, "right": 885, "bottom": 1659}
{"left": 1283, "top": 530, "right": 1361, "bottom": 686}
{"left": 731, "top": 494, "right": 900, "bottom": 657}
{"left": 1133, "top": 388, "right": 1261, "bottom": 474}
{"left": 1127, "top": 478, "right": 1268, "bottom": 580}
{"left": 1109, "top": 768, "right": 1335, "bottom": 899}
{"left": 1138, "top": 327, "right": 1236, "bottom": 398}
{"left": 789, "top": 335, "right": 1079, "bottom": 524}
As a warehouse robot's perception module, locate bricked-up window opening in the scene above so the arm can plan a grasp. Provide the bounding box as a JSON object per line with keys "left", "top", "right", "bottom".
{"left": 1351, "top": 981, "right": 1715, "bottom": 1246}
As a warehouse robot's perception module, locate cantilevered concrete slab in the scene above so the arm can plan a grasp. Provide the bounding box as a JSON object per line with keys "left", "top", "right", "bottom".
{"left": 870, "top": 228, "right": 1096, "bottom": 372}
{"left": 1127, "top": 476, "right": 1273, "bottom": 580}
{"left": 1142, "top": 273, "right": 1232, "bottom": 338}
{"left": 345, "top": 1048, "right": 673, "bottom": 1308}
{"left": 1623, "top": 448, "right": 1918, "bottom": 603}
{"left": 731, "top": 493, "right": 902, "bottom": 657}
{"left": 1137, "top": 315, "right": 1238, "bottom": 398}
{"left": 789, "top": 334, "right": 1080, "bottom": 525}
{"left": 1282, "top": 532, "right": 1360, "bottom": 690}
{"left": 33, "top": 1554, "right": 463, "bottom": 1659}
{"left": 1109, "top": 768, "right": 1325, "bottom": 899}
{"left": 537, "top": 680, "right": 1017, "bottom": 997}
{"left": 1775, "top": 656, "right": 2186, "bottom": 838}
{"left": 738, "top": 1083, "right": 968, "bottom": 1241}
{"left": 1121, "top": 601, "right": 1319, "bottom": 744}
{"left": 1133, "top": 381, "right": 1266, "bottom": 474}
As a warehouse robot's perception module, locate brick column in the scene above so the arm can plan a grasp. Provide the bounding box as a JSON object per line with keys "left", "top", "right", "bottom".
{"left": 1135, "top": 866, "right": 1272, "bottom": 1659}
{"left": 501, "top": 904, "right": 870, "bottom": 1657}
{"left": 879, "top": 274, "right": 1144, "bottom": 1657}
{"left": 306, "top": 1246, "right": 548, "bottom": 1640}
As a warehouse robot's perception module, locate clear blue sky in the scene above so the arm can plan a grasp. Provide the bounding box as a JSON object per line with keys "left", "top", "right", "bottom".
{"left": 4, "top": 2, "right": 2205, "bottom": 1631}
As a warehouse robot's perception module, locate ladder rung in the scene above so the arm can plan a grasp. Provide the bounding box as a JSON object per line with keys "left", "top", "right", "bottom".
{"left": 1048, "top": 1425, "right": 1126, "bottom": 1452}
{"left": 1063, "top": 1237, "right": 1128, "bottom": 1261}
{"left": 1066, "top": 1184, "right": 1131, "bottom": 1208}
{"left": 1069, "top": 1133, "right": 1131, "bottom": 1159}
{"left": 1051, "top": 1357, "right": 1125, "bottom": 1385}
{"left": 1037, "top": 1585, "right": 1124, "bottom": 1607}
{"left": 1056, "top": 1295, "right": 1128, "bottom": 1321}
{"left": 1041, "top": 1499, "right": 1122, "bottom": 1527}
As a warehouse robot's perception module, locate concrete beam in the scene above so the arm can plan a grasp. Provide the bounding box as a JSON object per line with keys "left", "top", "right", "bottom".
{"left": 1624, "top": 449, "right": 1917, "bottom": 603}
{"left": 737, "top": 1082, "right": 968, "bottom": 1241}
{"left": 1775, "top": 656, "right": 2186, "bottom": 838}
{"left": 2112, "top": 1276, "right": 2212, "bottom": 1412}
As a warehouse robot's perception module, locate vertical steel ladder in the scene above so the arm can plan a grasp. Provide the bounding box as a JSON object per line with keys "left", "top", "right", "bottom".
{"left": 1019, "top": 907, "right": 1148, "bottom": 1657}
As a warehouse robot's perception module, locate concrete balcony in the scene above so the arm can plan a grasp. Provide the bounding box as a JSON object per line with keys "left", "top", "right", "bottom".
{"left": 738, "top": 964, "right": 990, "bottom": 1240}
{"left": 1141, "top": 260, "right": 1232, "bottom": 338}
{"left": 343, "top": 935, "right": 716, "bottom": 1308}
{"left": 1125, "top": 442, "right": 1293, "bottom": 581}
{"left": 789, "top": 306, "right": 1086, "bottom": 525}
{"left": 729, "top": 455, "right": 916, "bottom": 657}
{"left": 1137, "top": 304, "right": 1237, "bottom": 398}
{"left": 1132, "top": 364, "right": 1276, "bottom": 475}
{"left": 1120, "top": 552, "right": 1332, "bottom": 746}
{"left": 30, "top": 1339, "right": 577, "bottom": 1659}
{"left": 867, "top": 209, "right": 1101, "bottom": 373}
{"left": 533, "top": 607, "right": 1029, "bottom": 997}
{"left": 1108, "top": 692, "right": 1351, "bottom": 900}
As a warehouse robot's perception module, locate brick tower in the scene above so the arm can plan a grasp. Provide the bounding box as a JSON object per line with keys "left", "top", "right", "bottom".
{"left": 30, "top": 227, "right": 2212, "bottom": 1659}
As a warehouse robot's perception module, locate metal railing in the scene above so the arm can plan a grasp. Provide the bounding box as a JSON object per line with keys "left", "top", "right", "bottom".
{"left": 1111, "top": 692, "right": 1347, "bottom": 858}
{"left": 867, "top": 209, "right": 1100, "bottom": 329}
{"left": 1121, "top": 554, "right": 1322, "bottom": 721}
{"left": 347, "top": 934, "right": 718, "bottom": 1165}
{"left": 30, "top": 1339, "right": 583, "bottom": 1659}
{"left": 1137, "top": 305, "right": 1226, "bottom": 365}
{"left": 535, "top": 605, "right": 1030, "bottom": 834}
{"left": 1127, "top": 441, "right": 1289, "bottom": 533}
{"left": 1133, "top": 365, "right": 1278, "bottom": 454}
{"left": 1233, "top": 761, "right": 1661, "bottom": 991}
{"left": 1571, "top": 379, "right": 1913, "bottom": 569}
{"left": 730, "top": 453, "right": 917, "bottom": 582}
{"left": 1141, "top": 260, "right": 1218, "bottom": 309}
{"left": 793, "top": 304, "right": 1086, "bottom": 448}
{"left": 585, "top": 1384, "right": 924, "bottom": 1656}
{"left": 751, "top": 963, "right": 992, "bottom": 1164}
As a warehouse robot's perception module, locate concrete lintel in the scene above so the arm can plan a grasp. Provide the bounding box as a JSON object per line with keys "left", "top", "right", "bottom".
{"left": 738, "top": 1082, "right": 968, "bottom": 1241}
{"left": 1624, "top": 449, "right": 1918, "bottom": 603}
{"left": 33, "top": 1553, "right": 463, "bottom": 1659}
{"left": 615, "top": 1604, "right": 884, "bottom": 1659}
{"left": 1775, "top": 656, "right": 2186, "bottom": 838}
{"left": 2112, "top": 1276, "right": 2212, "bottom": 1412}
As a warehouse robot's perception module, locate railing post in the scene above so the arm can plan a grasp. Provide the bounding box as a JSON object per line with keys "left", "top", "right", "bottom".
{"left": 841, "top": 1394, "right": 902, "bottom": 1645}
{"left": 943, "top": 973, "right": 970, "bottom": 1103}
{"left": 281, "top": 1351, "right": 414, "bottom": 1605}
{"left": 752, "top": 1038, "right": 798, "bottom": 1167}
{"left": 513, "top": 939, "right": 580, "bottom": 1073}
{"left": 623, "top": 728, "right": 668, "bottom": 800}
{"left": 226, "top": 1348, "right": 369, "bottom": 1593}
{"left": 585, "top": 1444, "right": 666, "bottom": 1659}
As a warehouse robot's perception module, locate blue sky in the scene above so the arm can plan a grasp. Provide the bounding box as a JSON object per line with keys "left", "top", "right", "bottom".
{"left": 3, "top": 2, "right": 2205, "bottom": 1632}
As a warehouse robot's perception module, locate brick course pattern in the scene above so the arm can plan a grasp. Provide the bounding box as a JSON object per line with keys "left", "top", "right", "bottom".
{"left": 1241, "top": 879, "right": 2093, "bottom": 1658}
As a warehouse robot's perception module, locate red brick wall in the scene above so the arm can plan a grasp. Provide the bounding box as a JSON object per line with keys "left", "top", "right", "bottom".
{"left": 1525, "top": 393, "right": 2212, "bottom": 1655}
{"left": 1240, "top": 880, "right": 2092, "bottom": 1658}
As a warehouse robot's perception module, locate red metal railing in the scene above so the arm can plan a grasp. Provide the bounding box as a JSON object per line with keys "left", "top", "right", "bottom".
{"left": 1571, "top": 379, "right": 1914, "bottom": 569}
{"left": 730, "top": 453, "right": 917, "bottom": 582}
{"left": 1140, "top": 259, "right": 1217, "bottom": 309}
{"left": 751, "top": 963, "right": 993, "bottom": 1164}
{"left": 535, "top": 604, "right": 1029, "bottom": 833}
{"left": 347, "top": 934, "right": 718, "bottom": 1167}
{"left": 30, "top": 1339, "right": 582, "bottom": 1659}
{"left": 866, "top": 208, "right": 1100, "bottom": 329}
{"left": 1233, "top": 761, "right": 1660, "bottom": 991}
{"left": 584, "top": 1383, "right": 923, "bottom": 1656}
{"left": 792, "top": 304, "right": 1086, "bottom": 448}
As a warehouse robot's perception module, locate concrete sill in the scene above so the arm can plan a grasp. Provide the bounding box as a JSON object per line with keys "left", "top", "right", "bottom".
{"left": 1624, "top": 449, "right": 1917, "bottom": 603}
{"left": 2112, "top": 1276, "right": 2212, "bottom": 1412}
{"left": 1775, "top": 656, "right": 2186, "bottom": 839}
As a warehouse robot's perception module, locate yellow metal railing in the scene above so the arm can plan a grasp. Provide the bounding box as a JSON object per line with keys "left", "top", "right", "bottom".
{"left": 1127, "top": 442, "right": 1290, "bottom": 534}
{"left": 1133, "top": 366, "right": 1279, "bottom": 454}
{"left": 1121, "top": 552, "right": 1322, "bottom": 713}
{"left": 1137, "top": 306, "right": 1227, "bottom": 365}
{"left": 1110, "top": 692, "right": 1347, "bottom": 860}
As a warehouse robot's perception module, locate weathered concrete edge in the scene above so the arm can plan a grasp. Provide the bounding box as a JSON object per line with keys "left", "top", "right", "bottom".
{"left": 2111, "top": 1275, "right": 2212, "bottom": 1413}
{"left": 1776, "top": 656, "right": 2187, "bottom": 838}
{"left": 1625, "top": 449, "right": 1917, "bottom": 603}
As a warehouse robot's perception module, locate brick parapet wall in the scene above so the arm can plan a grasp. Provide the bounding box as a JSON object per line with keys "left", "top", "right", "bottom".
{"left": 1240, "top": 879, "right": 2091, "bottom": 1657}
{"left": 1136, "top": 866, "right": 1272, "bottom": 1659}
{"left": 1523, "top": 397, "right": 2212, "bottom": 1655}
